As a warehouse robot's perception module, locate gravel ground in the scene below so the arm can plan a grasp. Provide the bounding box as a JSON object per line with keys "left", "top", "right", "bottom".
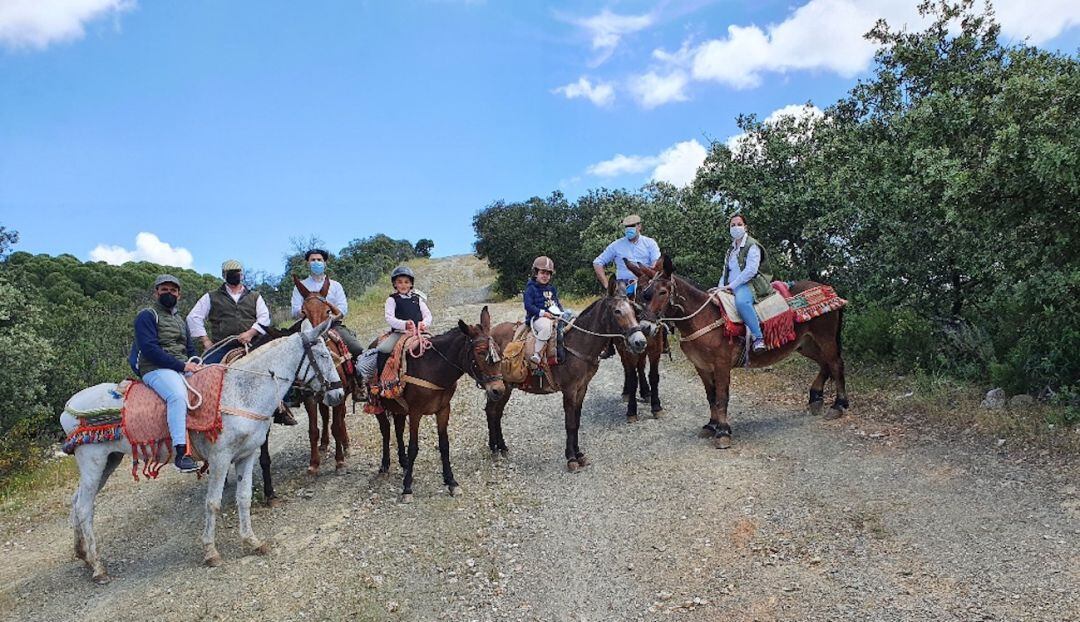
{"left": 1, "top": 255, "right": 1077, "bottom": 622}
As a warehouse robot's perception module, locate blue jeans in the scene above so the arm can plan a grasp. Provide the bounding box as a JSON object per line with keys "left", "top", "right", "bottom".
{"left": 734, "top": 284, "right": 763, "bottom": 341}
{"left": 142, "top": 368, "right": 189, "bottom": 445}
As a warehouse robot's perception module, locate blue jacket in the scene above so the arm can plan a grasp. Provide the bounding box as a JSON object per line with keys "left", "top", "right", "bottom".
{"left": 128, "top": 307, "right": 195, "bottom": 375}
{"left": 524, "top": 278, "right": 562, "bottom": 324}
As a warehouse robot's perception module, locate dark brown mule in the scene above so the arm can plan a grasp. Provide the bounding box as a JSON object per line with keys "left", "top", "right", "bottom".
{"left": 628, "top": 255, "right": 848, "bottom": 448}
{"left": 293, "top": 275, "right": 354, "bottom": 475}
{"left": 485, "top": 281, "right": 649, "bottom": 471}
{"left": 616, "top": 273, "right": 665, "bottom": 421}
{"left": 375, "top": 307, "right": 506, "bottom": 501}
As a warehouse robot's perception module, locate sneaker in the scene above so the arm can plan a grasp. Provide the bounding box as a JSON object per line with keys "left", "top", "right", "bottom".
{"left": 529, "top": 353, "right": 542, "bottom": 365}
{"left": 274, "top": 404, "right": 298, "bottom": 426}
{"left": 752, "top": 338, "right": 767, "bottom": 353}
{"left": 175, "top": 453, "right": 199, "bottom": 473}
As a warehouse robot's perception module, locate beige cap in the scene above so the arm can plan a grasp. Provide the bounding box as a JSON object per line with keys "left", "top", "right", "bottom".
{"left": 221, "top": 259, "right": 243, "bottom": 273}
{"left": 621, "top": 214, "right": 642, "bottom": 226}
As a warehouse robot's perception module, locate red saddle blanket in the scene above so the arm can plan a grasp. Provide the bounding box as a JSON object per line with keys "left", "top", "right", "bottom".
{"left": 121, "top": 366, "right": 226, "bottom": 480}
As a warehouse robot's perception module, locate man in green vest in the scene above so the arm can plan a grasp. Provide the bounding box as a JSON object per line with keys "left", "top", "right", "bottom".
{"left": 186, "top": 259, "right": 271, "bottom": 365}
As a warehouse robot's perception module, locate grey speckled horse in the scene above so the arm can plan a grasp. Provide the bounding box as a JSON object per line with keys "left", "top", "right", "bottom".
{"left": 59, "top": 318, "right": 344, "bottom": 583}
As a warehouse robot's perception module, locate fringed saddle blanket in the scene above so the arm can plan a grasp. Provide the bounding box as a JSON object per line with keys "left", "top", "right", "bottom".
{"left": 121, "top": 366, "right": 227, "bottom": 480}
{"left": 363, "top": 333, "right": 433, "bottom": 415}
{"left": 710, "top": 283, "right": 847, "bottom": 349}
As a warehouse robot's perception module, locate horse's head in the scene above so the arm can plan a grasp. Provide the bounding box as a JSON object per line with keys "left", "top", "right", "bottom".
{"left": 627, "top": 255, "right": 679, "bottom": 321}
{"left": 599, "top": 279, "right": 649, "bottom": 354}
{"left": 456, "top": 305, "right": 506, "bottom": 401}
{"left": 298, "top": 318, "right": 345, "bottom": 406}
{"left": 293, "top": 274, "right": 341, "bottom": 325}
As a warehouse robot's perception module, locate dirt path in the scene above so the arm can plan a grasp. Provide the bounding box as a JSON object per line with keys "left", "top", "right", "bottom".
{"left": 1, "top": 255, "right": 1077, "bottom": 622}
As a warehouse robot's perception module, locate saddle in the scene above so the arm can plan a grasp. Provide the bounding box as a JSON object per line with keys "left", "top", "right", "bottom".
{"left": 119, "top": 366, "right": 227, "bottom": 480}
{"left": 500, "top": 323, "right": 558, "bottom": 387}
{"left": 363, "top": 332, "right": 433, "bottom": 414}
{"left": 705, "top": 283, "right": 847, "bottom": 349}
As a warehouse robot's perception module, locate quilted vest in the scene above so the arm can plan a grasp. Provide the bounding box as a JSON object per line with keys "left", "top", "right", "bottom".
{"left": 207, "top": 285, "right": 260, "bottom": 342}
{"left": 721, "top": 235, "right": 774, "bottom": 301}
{"left": 391, "top": 293, "right": 424, "bottom": 325}
{"left": 138, "top": 302, "right": 189, "bottom": 376}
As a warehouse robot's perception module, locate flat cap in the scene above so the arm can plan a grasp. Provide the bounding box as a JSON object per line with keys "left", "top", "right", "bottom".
{"left": 221, "top": 259, "right": 243, "bottom": 273}
{"left": 154, "top": 274, "right": 181, "bottom": 289}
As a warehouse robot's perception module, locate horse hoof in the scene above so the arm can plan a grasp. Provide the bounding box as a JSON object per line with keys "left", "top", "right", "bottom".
{"left": 375, "top": 469, "right": 389, "bottom": 479}
{"left": 92, "top": 571, "right": 111, "bottom": 585}
{"left": 698, "top": 427, "right": 715, "bottom": 439}
{"left": 448, "top": 485, "right": 461, "bottom": 497}
{"left": 335, "top": 464, "right": 347, "bottom": 476}
{"left": 576, "top": 455, "right": 589, "bottom": 467}
{"left": 713, "top": 435, "right": 732, "bottom": 450}
{"left": 400, "top": 493, "right": 413, "bottom": 503}
{"left": 567, "top": 460, "right": 579, "bottom": 472}
{"left": 808, "top": 401, "right": 824, "bottom": 417}
{"left": 627, "top": 415, "right": 639, "bottom": 423}
{"left": 824, "top": 407, "right": 844, "bottom": 420}
{"left": 499, "top": 448, "right": 509, "bottom": 458}
{"left": 652, "top": 409, "right": 664, "bottom": 418}
{"left": 204, "top": 554, "right": 223, "bottom": 568}
{"left": 265, "top": 496, "right": 283, "bottom": 509}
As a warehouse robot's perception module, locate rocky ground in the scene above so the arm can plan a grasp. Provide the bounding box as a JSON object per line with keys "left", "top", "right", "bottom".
{"left": 1, "top": 255, "right": 1076, "bottom": 622}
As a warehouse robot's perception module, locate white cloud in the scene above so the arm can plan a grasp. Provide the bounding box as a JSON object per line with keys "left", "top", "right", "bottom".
{"left": 628, "top": 70, "right": 689, "bottom": 109}
{"left": 586, "top": 139, "right": 707, "bottom": 188}
{"left": 553, "top": 76, "right": 616, "bottom": 107}
{"left": 647, "top": 0, "right": 1080, "bottom": 96}
{"left": 90, "top": 232, "right": 194, "bottom": 269}
{"left": 0, "top": 0, "right": 135, "bottom": 50}
{"left": 575, "top": 9, "right": 653, "bottom": 65}
{"left": 725, "top": 104, "right": 825, "bottom": 154}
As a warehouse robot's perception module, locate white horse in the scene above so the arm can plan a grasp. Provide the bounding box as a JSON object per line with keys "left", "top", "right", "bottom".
{"left": 60, "top": 318, "right": 344, "bottom": 583}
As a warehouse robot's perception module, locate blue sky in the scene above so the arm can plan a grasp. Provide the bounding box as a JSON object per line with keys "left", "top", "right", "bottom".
{"left": 2, "top": 0, "right": 1078, "bottom": 276}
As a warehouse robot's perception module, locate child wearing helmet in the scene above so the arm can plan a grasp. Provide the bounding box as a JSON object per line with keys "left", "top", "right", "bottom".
{"left": 524, "top": 256, "right": 563, "bottom": 364}
{"left": 357, "top": 265, "right": 433, "bottom": 384}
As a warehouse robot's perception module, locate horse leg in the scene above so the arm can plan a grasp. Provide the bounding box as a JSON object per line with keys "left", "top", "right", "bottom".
{"left": 401, "top": 412, "right": 422, "bottom": 502}
{"left": 619, "top": 348, "right": 633, "bottom": 402}
{"left": 695, "top": 368, "right": 719, "bottom": 438}
{"left": 235, "top": 451, "right": 270, "bottom": 555}
{"left": 259, "top": 430, "right": 278, "bottom": 506}
{"left": 319, "top": 404, "right": 330, "bottom": 453}
{"left": 637, "top": 356, "right": 650, "bottom": 400}
{"left": 305, "top": 398, "right": 321, "bottom": 476}
{"left": 376, "top": 412, "right": 391, "bottom": 475}
{"left": 564, "top": 386, "right": 589, "bottom": 470}
{"left": 573, "top": 386, "right": 589, "bottom": 466}
{"left": 72, "top": 448, "right": 117, "bottom": 582}
{"left": 332, "top": 405, "right": 347, "bottom": 475}
{"left": 648, "top": 347, "right": 663, "bottom": 415}
{"left": 485, "top": 389, "right": 512, "bottom": 456}
{"left": 711, "top": 365, "right": 734, "bottom": 449}
{"left": 394, "top": 412, "right": 408, "bottom": 469}
{"left": 435, "top": 404, "right": 460, "bottom": 495}
{"left": 625, "top": 356, "right": 640, "bottom": 423}
{"left": 201, "top": 456, "right": 230, "bottom": 567}
{"left": 797, "top": 339, "right": 830, "bottom": 417}
{"left": 819, "top": 339, "right": 848, "bottom": 419}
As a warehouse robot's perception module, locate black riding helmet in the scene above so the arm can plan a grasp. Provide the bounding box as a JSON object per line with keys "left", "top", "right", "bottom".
{"left": 390, "top": 265, "right": 415, "bottom": 284}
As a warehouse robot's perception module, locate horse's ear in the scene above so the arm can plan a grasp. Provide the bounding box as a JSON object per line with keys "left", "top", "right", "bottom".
{"left": 319, "top": 276, "right": 330, "bottom": 296}
{"left": 662, "top": 254, "right": 675, "bottom": 277}
{"left": 651, "top": 256, "right": 664, "bottom": 274}
{"left": 615, "top": 280, "right": 628, "bottom": 297}
{"left": 293, "top": 274, "right": 310, "bottom": 297}
{"left": 606, "top": 277, "right": 616, "bottom": 297}
{"left": 458, "top": 319, "right": 472, "bottom": 336}
{"left": 480, "top": 305, "right": 491, "bottom": 332}
{"left": 624, "top": 259, "right": 644, "bottom": 278}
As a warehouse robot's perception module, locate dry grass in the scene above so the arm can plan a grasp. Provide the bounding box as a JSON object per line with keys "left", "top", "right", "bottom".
{"left": 0, "top": 454, "right": 79, "bottom": 514}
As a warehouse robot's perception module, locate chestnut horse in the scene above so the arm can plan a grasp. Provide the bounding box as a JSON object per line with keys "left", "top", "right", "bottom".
{"left": 628, "top": 255, "right": 847, "bottom": 448}
{"left": 293, "top": 275, "right": 355, "bottom": 475}
{"left": 372, "top": 307, "right": 506, "bottom": 501}
{"left": 484, "top": 281, "right": 651, "bottom": 471}
{"left": 615, "top": 290, "right": 665, "bottom": 421}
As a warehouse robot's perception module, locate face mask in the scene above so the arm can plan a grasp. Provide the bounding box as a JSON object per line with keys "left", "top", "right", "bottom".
{"left": 158, "top": 293, "right": 178, "bottom": 309}
{"left": 309, "top": 261, "right": 325, "bottom": 276}
{"left": 730, "top": 225, "right": 746, "bottom": 241}
{"left": 225, "top": 271, "right": 242, "bottom": 286}
{"left": 625, "top": 227, "right": 637, "bottom": 241}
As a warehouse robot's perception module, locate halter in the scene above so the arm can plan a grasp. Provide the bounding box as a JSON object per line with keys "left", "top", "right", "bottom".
{"left": 560, "top": 295, "right": 652, "bottom": 344}
{"left": 429, "top": 333, "right": 503, "bottom": 391}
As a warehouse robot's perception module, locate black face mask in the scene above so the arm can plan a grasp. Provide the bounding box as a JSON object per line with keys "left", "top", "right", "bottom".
{"left": 225, "top": 271, "right": 242, "bottom": 286}
{"left": 159, "top": 293, "right": 178, "bottom": 309}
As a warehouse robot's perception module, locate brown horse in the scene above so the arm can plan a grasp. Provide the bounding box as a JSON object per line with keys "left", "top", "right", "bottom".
{"left": 374, "top": 306, "right": 506, "bottom": 501}
{"left": 616, "top": 278, "right": 666, "bottom": 421}
{"left": 627, "top": 255, "right": 847, "bottom": 448}
{"left": 484, "top": 281, "right": 651, "bottom": 471}
{"left": 293, "top": 275, "right": 354, "bottom": 475}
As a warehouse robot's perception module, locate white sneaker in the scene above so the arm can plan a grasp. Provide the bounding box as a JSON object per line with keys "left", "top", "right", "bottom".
{"left": 530, "top": 353, "right": 542, "bottom": 364}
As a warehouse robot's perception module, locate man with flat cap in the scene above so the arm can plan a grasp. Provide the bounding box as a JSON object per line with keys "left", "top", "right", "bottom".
{"left": 592, "top": 214, "right": 663, "bottom": 357}
{"left": 186, "top": 259, "right": 271, "bottom": 365}
{"left": 128, "top": 274, "right": 201, "bottom": 473}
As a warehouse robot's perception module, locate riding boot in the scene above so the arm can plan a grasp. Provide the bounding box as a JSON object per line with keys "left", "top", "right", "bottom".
{"left": 273, "top": 403, "right": 298, "bottom": 426}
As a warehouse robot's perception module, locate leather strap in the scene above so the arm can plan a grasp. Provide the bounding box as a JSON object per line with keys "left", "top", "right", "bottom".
{"left": 679, "top": 318, "right": 725, "bottom": 342}
{"left": 221, "top": 407, "right": 272, "bottom": 421}
{"left": 402, "top": 374, "right": 444, "bottom": 391}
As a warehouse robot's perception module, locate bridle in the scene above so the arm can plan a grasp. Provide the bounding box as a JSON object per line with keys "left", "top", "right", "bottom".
{"left": 430, "top": 333, "right": 503, "bottom": 390}
{"left": 291, "top": 331, "right": 343, "bottom": 394}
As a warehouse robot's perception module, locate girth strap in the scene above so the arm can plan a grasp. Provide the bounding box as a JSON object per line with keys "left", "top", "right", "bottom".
{"left": 679, "top": 318, "right": 725, "bottom": 342}
{"left": 402, "top": 374, "right": 444, "bottom": 391}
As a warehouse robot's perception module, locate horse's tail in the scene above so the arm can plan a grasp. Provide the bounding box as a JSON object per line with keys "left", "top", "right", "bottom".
{"left": 835, "top": 307, "right": 844, "bottom": 356}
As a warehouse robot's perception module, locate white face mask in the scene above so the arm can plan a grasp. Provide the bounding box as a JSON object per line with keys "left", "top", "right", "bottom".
{"left": 730, "top": 225, "right": 746, "bottom": 240}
